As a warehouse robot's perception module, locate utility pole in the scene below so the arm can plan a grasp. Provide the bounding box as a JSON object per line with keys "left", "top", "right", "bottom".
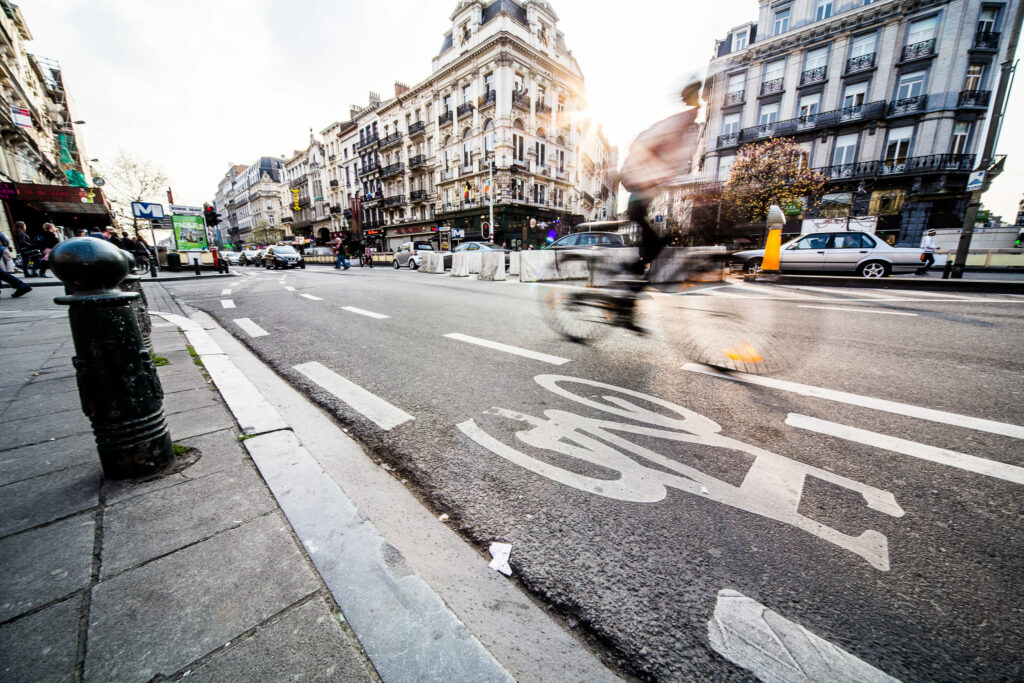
{"left": 488, "top": 158, "right": 495, "bottom": 243}
{"left": 951, "top": 1, "right": 1023, "bottom": 277}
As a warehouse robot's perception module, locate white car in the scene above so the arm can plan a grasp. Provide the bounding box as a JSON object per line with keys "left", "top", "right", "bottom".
{"left": 731, "top": 231, "right": 923, "bottom": 278}
{"left": 392, "top": 241, "right": 436, "bottom": 269}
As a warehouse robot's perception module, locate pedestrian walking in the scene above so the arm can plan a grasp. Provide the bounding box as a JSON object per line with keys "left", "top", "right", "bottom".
{"left": 0, "top": 262, "right": 31, "bottom": 298}
{"left": 334, "top": 237, "right": 350, "bottom": 270}
{"left": 105, "top": 227, "right": 123, "bottom": 248}
{"left": 0, "top": 230, "right": 14, "bottom": 274}
{"left": 363, "top": 243, "right": 374, "bottom": 268}
{"left": 13, "top": 222, "right": 40, "bottom": 277}
{"left": 36, "top": 223, "right": 60, "bottom": 278}
{"left": 916, "top": 229, "right": 939, "bottom": 276}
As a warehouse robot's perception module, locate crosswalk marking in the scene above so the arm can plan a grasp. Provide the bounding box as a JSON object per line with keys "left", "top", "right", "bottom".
{"left": 300, "top": 293, "right": 323, "bottom": 301}
{"left": 221, "top": 288, "right": 232, "bottom": 295}
{"left": 220, "top": 300, "right": 236, "bottom": 309}
{"left": 797, "top": 305, "right": 918, "bottom": 316}
{"left": 786, "top": 413, "right": 1024, "bottom": 485}
{"left": 293, "top": 362, "right": 413, "bottom": 430}
{"left": 683, "top": 363, "right": 1024, "bottom": 440}
{"left": 233, "top": 318, "right": 269, "bottom": 338}
{"left": 284, "top": 286, "right": 296, "bottom": 291}
{"left": 342, "top": 306, "right": 389, "bottom": 319}
{"left": 444, "top": 333, "right": 571, "bottom": 365}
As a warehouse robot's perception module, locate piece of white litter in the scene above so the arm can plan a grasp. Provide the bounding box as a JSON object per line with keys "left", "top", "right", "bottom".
{"left": 488, "top": 542, "right": 513, "bottom": 576}
{"left": 438, "top": 513, "right": 449, "bottom": 522}
{"left": 379, "top": 462, "right": 393, "bottom": 472}
{"left": 700, "top": 486, "right": 709, "bottom": 495}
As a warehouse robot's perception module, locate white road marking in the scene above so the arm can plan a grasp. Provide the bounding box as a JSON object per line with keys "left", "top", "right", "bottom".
{"left": 708, "top": 589, "right": 901, "bottom": 683}
{"left": 797, "top": 305, "right": 918, "bottom": 316}
{"left": 444, "top": 333, "right": 571, "bottom": 365}
{"left": 220, "top": 300, "right": 236, "bottom": 309}
{"left": 233, "top": 317, "right": 270, "bottom": 338}
{"left": 300, "top": 293, "right": 323, "bottom": 301}
{"left": 293, "top": 362, "right": 413, "bottom": 430}
{"left": 786, "top": 413, "right": 1024, "bottom": 485}
{"left": 221, "top": 288, "right": 232, "bottom": 295}
{"left": 683, "top": 364, "right": 1024, "bottom": 440}
{"left": 284, "top": 286, "right": 296, "bottom": 291}
{"left": 342, "top": 306, "right": 389, "bottom": 319}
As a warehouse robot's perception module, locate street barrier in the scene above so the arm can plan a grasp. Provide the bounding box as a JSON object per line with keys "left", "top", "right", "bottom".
{"left": 508, "top": 252, "right": 521, "bottom": 276}
{"left": 589, "top": 248, "right": 641, "bottom": 287}
{"left": 519, "top": 250, "right": 590, "bottom": 282}
{"left": 50, "top": 237, "right": 174, "bottom": 479}
{"left": 421, "top": 252, "right": 445, "bottom": 273}
{"left": 450, "top": 252, "right": 471, "bottom": 277}
{"left": 478, "top": 252, "right": 506, "bottom": 281}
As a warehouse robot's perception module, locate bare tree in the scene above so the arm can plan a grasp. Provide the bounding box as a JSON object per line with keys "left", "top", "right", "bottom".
{"left": 250, "top": 220, "right": 285, "bottom": 246}
{"left": 98, "top": 151, "right": 169, "bottom": 236}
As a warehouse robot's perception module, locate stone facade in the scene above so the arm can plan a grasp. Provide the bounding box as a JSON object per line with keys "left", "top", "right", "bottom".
{"left": 214, "top": 157, "right": 289, "bottom": 247}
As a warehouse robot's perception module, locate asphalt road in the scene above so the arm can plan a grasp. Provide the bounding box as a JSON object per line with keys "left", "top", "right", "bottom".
{"left": 166, "top": 264, "right": 1024, "bottom": 681}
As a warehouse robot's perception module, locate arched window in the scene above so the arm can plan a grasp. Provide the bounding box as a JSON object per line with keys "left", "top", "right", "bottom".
{"left": 513, "top": 119, "right": 526, "bottom": 131}
{"left": 536, "top": 128, "right": 547, "bottom": 140}
{"left": 556, "top": 136, "right": 566, "bottom": 147}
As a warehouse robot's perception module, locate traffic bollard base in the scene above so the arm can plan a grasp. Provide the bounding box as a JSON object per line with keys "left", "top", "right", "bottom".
{"left": 97, "top": 427, "right": 174, "bottom": 479}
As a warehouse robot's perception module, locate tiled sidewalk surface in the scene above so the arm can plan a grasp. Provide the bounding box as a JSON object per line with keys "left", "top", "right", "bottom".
{"left": 0, "top": 291, "right": 375, "bottom": 682}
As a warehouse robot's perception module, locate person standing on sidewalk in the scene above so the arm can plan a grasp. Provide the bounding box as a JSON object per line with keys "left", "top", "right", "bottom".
{"left": 363, "top": 242, "right": 374, "bottom": 268}
{"left": 36, "top": 223, "right": 60, "bottom": 278}
{"left": 13, "top": 222, "right": 39, "bottom": 277}
{"left": 916, "top": 229, "right": 939, "bottom": 276}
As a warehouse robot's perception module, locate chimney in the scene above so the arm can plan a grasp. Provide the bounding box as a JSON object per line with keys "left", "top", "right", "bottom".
{"left": 395, "top": 81, "right": 410, "bottom": 97}
{"left": 368, "top": 91, "right": 381, "bottom": 106}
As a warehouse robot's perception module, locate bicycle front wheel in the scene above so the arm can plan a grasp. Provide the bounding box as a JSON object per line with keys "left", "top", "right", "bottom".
{"left": 539, "top": 285, "right": 615, "bottom": 343}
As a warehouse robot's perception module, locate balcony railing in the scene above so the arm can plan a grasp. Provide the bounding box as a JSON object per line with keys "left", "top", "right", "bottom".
{"left": 723, "top": 90, "right": 745, "bottom": 107}
{"left": 760, "top": 78, "right": 784, "bottom": 96}
{"left": 362, "top": 192, "right": 382, "bottom": 205}
{"left": 800, "top": 66, "right": 827, "bottom": 86}
{"left": 408, "top": 154, "right": 427, "bottom": 169}
{"left": 717, "top": 132, "right": 740, "bottom": 148}
{"left": 329, "top": 179, "right": 339, "bottom": 187}
{"left": 456, "top": 102, "right": 474, "bottom": 117}
{"left": 355, "top": 135, "right": 379, "bottom": 152}
{"left": 536, "top": 102, "right": 552, "bottom": 115}
{"left": 438, "top": 110, "right": 453, "bottom": 126}
{"left": 382, "top": 195, "right": 405, "bottom": 207}
{"left": 441, "top": 169, "right": 457, "bottom": 181}
{"left": 581, "top": 191, "right": 594, "bottom": 205}
{"left": 357, "top": 162, "right": 380, "bottom": 176}
{"left": 410, "top": 189, "right": 429, "bottom": 202}
{"left": 408, "top": 120, "right": 426, "bottom": 136}
{"left": 901, "top": 39, "right": 935, "bottom": 61}
{"left": 845, "top": 53, "right": 875, "bottom": 74}
{"left": 512, "top": 90, "right": 530, "bottom": 109}
{"left": 379, "top": 132, "right": 403, "bottom": 149}
{"left": 958, "top": 89, "right": 991, "bottom": 108}
{"left": 816, "top": 153, "right": 975, "bottom": 180}
{"left": 739, "top": 100, "right": 886, "bottom": 142}
{"left": 973, "top": 30, "right": 1001, "bottom": 50}
{"left": 888, "top": 94, "right": 927, "bottom": 116}
{"left": 379, "top": 162, "right": 405, "bottom": 178}
{"left": 479, "top": 90, "right": 496, "bottom": 107}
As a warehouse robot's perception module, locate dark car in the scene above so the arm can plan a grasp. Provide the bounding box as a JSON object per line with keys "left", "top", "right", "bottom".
{"left": 263, "top": 244, "right": 305, "bottom": 269}
{"left": 444, "top": 241, "right": 509, "bottom": 269}
{"left": 545, "top": 231, "right": 626, "bottom": 249}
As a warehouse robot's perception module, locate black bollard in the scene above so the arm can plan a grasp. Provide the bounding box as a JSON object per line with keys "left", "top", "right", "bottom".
{"left": 120, "top": 274, "right": 152, "bottom": 351}
{"left": 51, "top": 237, "right": 174, "bottom": 479}
{"left": 193, "top": 257, "right": 201, "bottom": 276}
{"left": 942, "top": 257, "right": 953, "bottom": 279}
{"left": 150, "top": 256, "right": 158, "bottom": 278}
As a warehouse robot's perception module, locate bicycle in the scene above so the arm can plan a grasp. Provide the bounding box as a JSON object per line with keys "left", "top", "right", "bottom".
{"left": 538, "top": 246, "right": 793, "bottom": 375}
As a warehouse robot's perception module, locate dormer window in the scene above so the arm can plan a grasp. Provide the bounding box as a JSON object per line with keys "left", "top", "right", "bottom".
{"left": 538, "top": 24, "right": 549, "bottom": 45}
{"left": 461, "top": 23, "right": 471, "bottom": 45}
{"left": 733, "top": 29, "right": 748, "bottom": 51}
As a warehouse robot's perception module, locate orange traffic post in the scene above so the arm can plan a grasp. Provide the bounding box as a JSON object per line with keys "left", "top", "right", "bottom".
{"left": 758, "top": 205, "right": 786, "bottom": 278}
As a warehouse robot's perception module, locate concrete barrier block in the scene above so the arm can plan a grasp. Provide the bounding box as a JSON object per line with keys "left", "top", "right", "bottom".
{"left": 479, "top": 252, "right": 506, "bottom": 280}
{"left": 421, "top": 252, "right": 444, "bottom": 273}
{"left": 589, "top": 248, "right": 640, "bottom": 286}
{"left": 467, "top": 252, "right": 484, "bottom": 274}
{"left": 508, "top": 252, "right": 521, "bottom": 276}
{"left": 450, "top": 252, "right": 470, "bottom": 277}
{"left": 518, "top": 250, "right": 559, "bottom": 282}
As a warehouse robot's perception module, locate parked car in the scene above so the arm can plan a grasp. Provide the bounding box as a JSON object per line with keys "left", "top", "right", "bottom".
{"left": 240, "top": 248, "right": 260, "bottom": 266}
{"left": 263, "top": 244, "right": 305, "bottom": 269}
{"left": 730, "top": 231, "right": 923, "bottom": 278}
{"left": 444, "top": 241, "right": 509, "bottom": 269}
{"left": 392, "top": 241, "right": 435, "bottom": 269}
{"left": 544, "top": 232, "right": 626, "bottom": 249}
{"left": 222, "top": 251, "right": 241, "bottom": 266}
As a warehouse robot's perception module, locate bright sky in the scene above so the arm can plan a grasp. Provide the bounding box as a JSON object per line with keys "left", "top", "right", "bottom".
{"left": 18, "top": 0, "right": 1024, "bottom": 222}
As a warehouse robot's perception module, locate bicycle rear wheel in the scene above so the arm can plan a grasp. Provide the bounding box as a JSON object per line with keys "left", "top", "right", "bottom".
{"left": 540, "top": 285, "right": 615, "bottom": 343}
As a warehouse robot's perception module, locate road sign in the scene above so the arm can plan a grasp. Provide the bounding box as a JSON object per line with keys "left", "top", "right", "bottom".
{"left": 170, "top": 204, "right": 203, "bottom": 216}
{"left": 967, "top": 171, "right": 985, "bottom": 192}
{"left": 131, "top": 202, "right": 165, "bottom": 220}
{"left": 92, "top": 177, "right": 106, "bottom": 187}
{"left": 452, "top": 228, "right": 465, "bottom": 239}
{"left": 655, "top": 215, "right": 664, "bottom": 223}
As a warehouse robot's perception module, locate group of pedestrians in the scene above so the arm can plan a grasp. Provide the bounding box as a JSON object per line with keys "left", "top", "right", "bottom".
{"left": 333, "top": 237, "right": 375, "bottom": 270}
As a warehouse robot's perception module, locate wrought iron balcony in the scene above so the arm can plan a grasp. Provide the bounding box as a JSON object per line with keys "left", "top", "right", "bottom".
{"left": 845, "top": 53, "right": 875, "bottom": 74}
{"left": 382, "top": 195, "right": 405, "bottom": 207}
{"left": 378, "top": 132, "right": 403, "bottom": 149}
{"left": 888, "top": 94, "right": 927, "bottom": 116}
{"left": 901, "top": 39, "right": 935, "bottom": 62}
{"left": 973, "top": 30, "right": 1001, "bottom": 50}
{"left": 800, "top": 66, "right": 827, "bottom": 86}
{"left": 512, "top": 90, "right": 530, "bottom": 109}
{"left": 438, "top": 110, "right": 453, "bottom": 126}
{"left": 760, "top": 78, "right": 784, "bottom": 96}
{"left": 355, "top": 134, "right": 379, "bottom": 152}
{"left": 717, "top": 132, "right": 740, "bottom": 148}
{"left": 410, "top": 189, "right": 429, "bottom": 202}
{"left": 408, "top": 120, "right": 426, "bottom": 136}
{"left": 329, "top": 179, "right": 339, "bottom": 187}
{"left": 723, "top": 90, "right": 745, "bottom": 107}
{"left": 379, "top": 162, "right": 405, "bottom": 179}
{"left": 536, "top": 102, "right": 552, "bottom": 115}
{"left": 739, "top": 101, "right": 886, "bottom": 142}
{"left": 958, "top": 89, "right": 991, "bottom": 108}
{"left": 479, "top": 90, "right": 496, "bottom": 107}
{"left": 408, "top": 154, "right": 427, "bottom": 169}
{"left": 581, "top": 191, "right": 594, "bottom": 205}
{"left": 357, "top": 162, "right": 380, "bottom": 177}
{"left": 343, "top": 209, "right": 353, "bottom": 218}
{"left": 816, "top": 153, "right": 975, "bottom": 180}
{"left": 330, "top": 205, "right": 342, "bottom": 214}
{"left": 456, "top": 102, "right": 474, "bottom": 117}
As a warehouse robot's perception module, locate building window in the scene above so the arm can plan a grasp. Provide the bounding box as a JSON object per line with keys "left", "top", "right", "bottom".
{"left": 884, "top": 126, "right": 914, "bottom": 164}
{"left": 727, "top": 72, "right": 745, "bottom": 95}
{"left": 484, "top": 72, "right": 494, "bottom": 95}
{"left": 907, "top": 15, "right": 938, "bottom": 45}
{"left": 484, "top": 120, "right": 495, "bottom": 154}
{"left": 896, "top": 71, "right": 926, "bottom": 100}
{"left": 796, "top": 142, "right": 812, "bottom": 168}
{"left": 765, "top": 58, "right": 786, "bottom": 81}
{"left": 537, "top": 84, "right": 547, "bottom": 107}
{"left": 758, "top": 102, "right": 779, "bottom": 125}
{"left": 557, "top": 148, "right": 566, "bottom": 172}
{"left": 964, "top": 64, "right": 986, "bottom": 90}
{"left": 773, "top": 7, "right": 790, "bottom": 35}
{"left": 798, "top": 93, "right": 820, "bottom": 118}
{"left": 557, "top": 95, "right": 566, "bottom": 113}
{"left": 535, "top": 140, "right": 547, "bottom": 167}
{"left": 850, "top": 33, "right": 876, "bottom": 58}
{"left": 513, "top": 133, "right": 525, "bottom": 162}
{"left": 443, "top": 94, "right": 452, "bottom": 113}
{"left": 463, "top": 84, "right": 472, "bottom": 104}
{"left": 833, "top": 133, "right": 858, "bottom": 166}
{"left": 722, "top": 113, "right": 741, "bottom": 134}
{"left": 718, "top": 155, "right": 735, "bottom": 181}
{"left": 805, "top": 46, "right": 828, "bottom": 70}
{"left": 977, "top": 6, "right": 998, "bottom": 32}
{"left": 842, "top": 81, "right": 868, "bottom": 109}
{"left": 951, "top": 121, "right": 971, "bottom": 155}
{"left": 733, "top": 30, "right": 748, "bottom": 51}
{"left": 815, "top": 0, "right": 832, "bottom": 21}
{"left": 514, "top": 73, "right": 524, "bottom": 92}
{"left": 533, "top": 183, "right": 545, "bottom": 204}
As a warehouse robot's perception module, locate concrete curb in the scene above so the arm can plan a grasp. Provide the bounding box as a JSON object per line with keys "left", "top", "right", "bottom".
{"left": 763, "top": 274, "right": 1024, "bottom": 294}
{"left": 17, "top": 273, "right": 236, "bottom": 288}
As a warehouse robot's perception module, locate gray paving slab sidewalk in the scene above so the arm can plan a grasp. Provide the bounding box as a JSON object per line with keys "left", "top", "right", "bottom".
{"left": 0, "top": 292, "right": 375, "bottom": 682}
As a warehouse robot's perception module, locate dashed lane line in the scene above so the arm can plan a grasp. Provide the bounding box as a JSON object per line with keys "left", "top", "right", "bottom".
{"left": 284, "top": 286, "right": 296, "bottom": 291}
{"left": 300, "top": 293, "right": 323, "bottom": 301}
{"left": 221, "top": 288, "right": 232, "bottom": 295}
{"left": 293, "top": 361, "right": 414, "bottom": 430}
{"left": 220, "top": 300, "right": 236, "bottom": 309}
{"left": 342, "top": 306, "right": 389, "bottom": 319}
{"left": 797, "top": 305, "right": 918, "bottom": 316}
{"left": 233, "top": 317, "right": 270, "bottom": 338}
{"left": 683, "top": 363, "right": 1024, "bottom": 440}
{"left": 444, "top": 333, "right": 571, "bottom": 365}
{"left": 786, "top": 413, "right": 1024, "bottom": 485}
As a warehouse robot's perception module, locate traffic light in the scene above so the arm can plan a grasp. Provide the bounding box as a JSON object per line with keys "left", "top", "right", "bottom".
{"left": 203, "top": 204, "right": 220, "bottom": 227}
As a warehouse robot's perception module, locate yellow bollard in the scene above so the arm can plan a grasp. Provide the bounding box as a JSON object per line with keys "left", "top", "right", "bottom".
{"left": 758, "top": 205, "right": 786, "bottom": 276}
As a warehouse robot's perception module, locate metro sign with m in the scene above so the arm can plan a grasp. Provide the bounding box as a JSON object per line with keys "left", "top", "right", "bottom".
{"left": 131, "top": 202, "right": 166, "bottom": 220}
